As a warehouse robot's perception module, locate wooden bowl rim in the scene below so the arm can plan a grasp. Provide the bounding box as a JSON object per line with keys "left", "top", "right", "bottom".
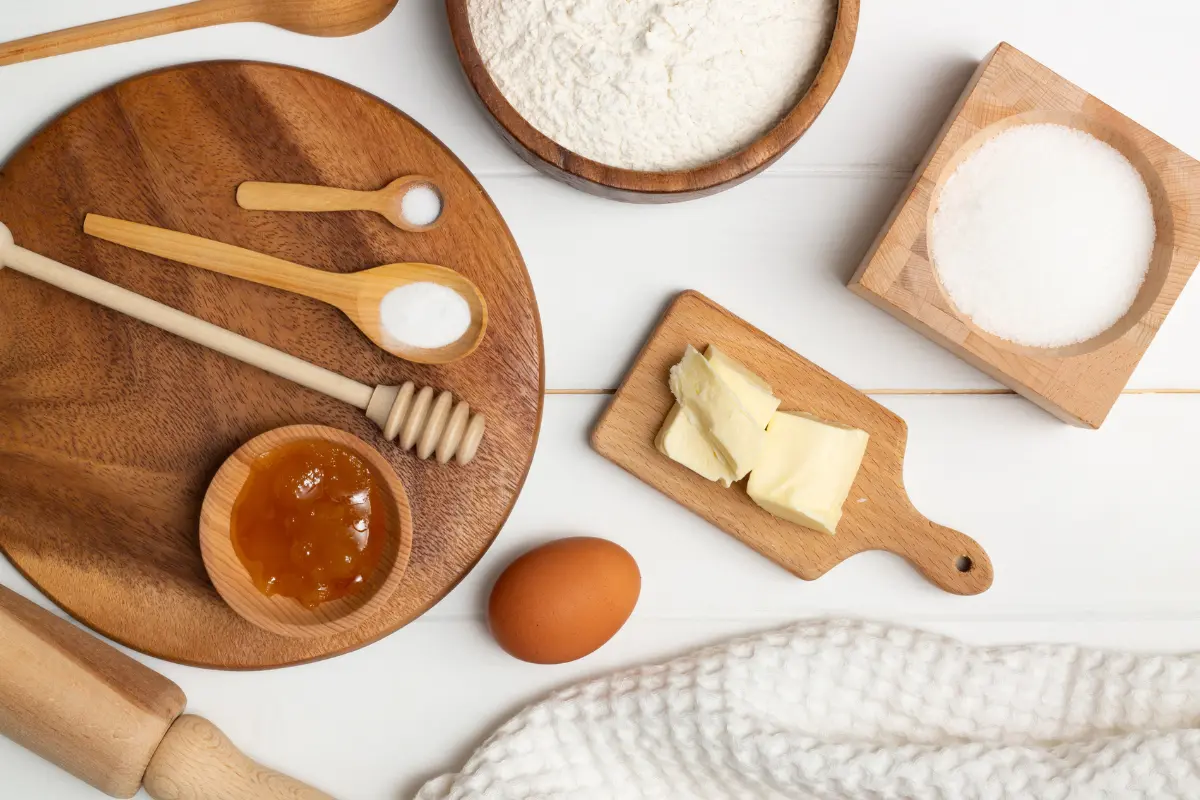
{"left": 446, "top": 0, "right": 860, "bottom": 200}
{"left": 199, "top": 424, "right": 414, "bottom": 639}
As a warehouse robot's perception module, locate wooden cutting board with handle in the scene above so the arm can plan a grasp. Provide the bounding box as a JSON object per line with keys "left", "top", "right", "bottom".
{"left": 592, "top": 291, "right": 992, "bottom": 595}
{"left": 0, "top": 62, "right": 543, "bottom": 668}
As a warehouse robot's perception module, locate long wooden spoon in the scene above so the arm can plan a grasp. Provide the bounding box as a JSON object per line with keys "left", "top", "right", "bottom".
{"left": 84, "top": 214, "right": 487, "bottom": 365}
{"left": 0, "top": 0, "right": 398, "bottom": 67}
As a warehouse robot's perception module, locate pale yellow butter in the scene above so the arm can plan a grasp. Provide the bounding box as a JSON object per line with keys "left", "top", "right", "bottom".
{"left": 655, "top": 404, "right": 738, "bottom": 486}
{"left": 668, "top": 345, "right": 764, "bottom": 481}
{"left": 747, "top": 411, "right": 869, "bottom": 535}
{"left": 704, "top": 345, "right": 780, "bottom": 428}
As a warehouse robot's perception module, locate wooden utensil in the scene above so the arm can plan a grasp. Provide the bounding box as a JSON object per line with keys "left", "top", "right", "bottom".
{"left": 446, "top": 0, "right": 858, "bottom": 202}
{"left": 0, "top": 61, "right": 542, "bottom": 670}
{"left": 84, "top": 214, "right": 487, "bottom": 365}
{"left": 851, "top": 43, "right": 1200, "bottom": 429}
{"left": 0, "top": 0, "right": 398, "bottom": 66}
{"left": 0, "top": 584, "right": 331, "bottom": 798}
{"left": 239, "top": 176, "right": 446, "bottom": 232}
{"left": 592, "top": 291, "right": 992, "bottom": 596}
{"left": 0, "top": 222, "right": 486, "bottom": 464}
{"left": 200, "top": 425, "right": 414, "bottom": 639}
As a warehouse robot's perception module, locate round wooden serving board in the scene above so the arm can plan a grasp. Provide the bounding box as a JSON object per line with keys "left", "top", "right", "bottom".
{"left": 0, "top": 62, "right": 544, "bottom": 669}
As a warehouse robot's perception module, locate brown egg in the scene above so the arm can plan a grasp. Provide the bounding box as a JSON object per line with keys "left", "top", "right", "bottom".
{"left": 487, "top": 537, "right": 640, "bottom": 664}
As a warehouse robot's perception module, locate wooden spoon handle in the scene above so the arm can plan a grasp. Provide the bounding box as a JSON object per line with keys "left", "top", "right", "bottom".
{"left": 84, "top": 214, "right": 351, "bottom": 306}
{"left": 891, "top": 512, "right": 994, "bottom": 595}
{"left": 238, "top": 182, "right": 383, "bottom": 215}
{"left": 0, "top": 228, "right": 372, "bottom": 409}
{"left": 144, "top": 716, "right": 334, "bottom": 800}
{"left": 0, "top": 0, "right": 251, "bottom": 67}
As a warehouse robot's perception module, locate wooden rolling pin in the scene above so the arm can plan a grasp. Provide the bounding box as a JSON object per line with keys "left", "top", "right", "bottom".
{"left": 0, "top": 584, "right": 332, "bottom": 798}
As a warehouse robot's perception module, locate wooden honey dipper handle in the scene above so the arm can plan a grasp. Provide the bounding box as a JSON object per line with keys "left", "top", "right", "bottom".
{"left": 0, "top": 223, "right": 369, "bottom": 409}
{"left": 0, "top": 223, "right": 485, "bottom": 464}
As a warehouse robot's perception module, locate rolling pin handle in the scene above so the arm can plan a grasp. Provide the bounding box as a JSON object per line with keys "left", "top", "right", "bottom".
{"left": 143, "top": 715, "right": 334, "bottom": 800}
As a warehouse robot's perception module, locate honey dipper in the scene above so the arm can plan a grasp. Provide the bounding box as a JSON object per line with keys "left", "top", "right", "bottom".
{"left": 0, "top": 222, "right": 484, "bottom": 465}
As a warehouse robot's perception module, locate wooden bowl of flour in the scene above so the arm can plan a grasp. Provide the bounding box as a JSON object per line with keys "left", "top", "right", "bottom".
{"left": 447, "top": 0, "right": 859, "bottom": 203}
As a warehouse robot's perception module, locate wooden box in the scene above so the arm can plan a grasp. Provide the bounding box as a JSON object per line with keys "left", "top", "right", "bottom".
{"left": 850, "top": 43, "right": 1200, "bottom": 428}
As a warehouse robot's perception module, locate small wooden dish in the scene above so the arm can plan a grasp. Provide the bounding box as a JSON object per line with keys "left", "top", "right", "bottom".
{"left": 851, "top": 43, "right": 1200, "bottom": 428}
{"left": 446, "top": 0, "right": 859, "bottom": 203}
{"left": 199, "top": 425, "right": 414, "bottom": 639}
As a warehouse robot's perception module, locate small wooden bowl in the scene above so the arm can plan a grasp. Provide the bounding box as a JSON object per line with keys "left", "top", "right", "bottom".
{"left": 199, "top": 425, "right": 413, "bottom": 639}
{"left": 446, "top": 0, "right": 859, "bottom": 203}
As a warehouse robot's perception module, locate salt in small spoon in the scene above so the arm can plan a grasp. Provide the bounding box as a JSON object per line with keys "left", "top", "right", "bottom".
{"left": 237, "top": 176, "right": 445, "bottom": 232}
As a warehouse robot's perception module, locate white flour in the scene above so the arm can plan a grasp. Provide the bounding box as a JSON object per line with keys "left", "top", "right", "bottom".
{"left": 467, "top": 0, "right": 836, "bottom": 171}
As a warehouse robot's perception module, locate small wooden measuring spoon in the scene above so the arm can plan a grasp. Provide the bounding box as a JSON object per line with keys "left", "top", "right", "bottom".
{"left": 0, "top": 0, "right": 398, "bottom": 67}
{"left": 84, "top": 214, "right": 486, "bottom": 365}
{"left": 238, "top": 176, "right": 445, "bottom": 232}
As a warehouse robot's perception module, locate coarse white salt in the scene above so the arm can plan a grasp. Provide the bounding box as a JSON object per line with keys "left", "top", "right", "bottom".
{"left": 930, "top": 123, "right": 1156, "bottom": 348}
{"left": 379, "top": 282, "right": 470, "bottom": 349}
{"left": 400, "top": 184, "right": 443, "bottom": 228}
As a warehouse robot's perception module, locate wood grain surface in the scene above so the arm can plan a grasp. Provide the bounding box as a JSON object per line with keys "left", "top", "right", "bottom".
{"left": 850, "top": 43, "right": 1200, "bottom": 428}
{"left": 445, "top": 0, "right": 859, "bottom": 203}
{"left": 0, "top": 62, "right": 544, "bottom": 668}
{"left": 592, "top": 291, "right": 992, "bottom": 596}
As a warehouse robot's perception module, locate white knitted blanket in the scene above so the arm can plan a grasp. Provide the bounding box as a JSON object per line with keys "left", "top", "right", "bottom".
{"left": 417, "top": 620, "right": 1200, "bottom": 799}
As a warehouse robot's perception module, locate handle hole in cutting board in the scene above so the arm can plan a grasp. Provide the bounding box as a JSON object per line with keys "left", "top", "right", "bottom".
{"left": 956, "top": 556, "right": 974, "bottom": 573}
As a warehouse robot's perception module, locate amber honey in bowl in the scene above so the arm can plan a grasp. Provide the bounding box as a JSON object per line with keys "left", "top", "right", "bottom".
{"left": 230, "top": 438, "right": 388, "bottom": 609}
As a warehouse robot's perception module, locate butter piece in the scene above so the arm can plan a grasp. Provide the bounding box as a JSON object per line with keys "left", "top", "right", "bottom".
{"left": 747, "top": 411, "right": 869, "bottom": 535}
{"left": 657, "top": 347, "right": 777, "bottom": 487}
{"left": 704, "top": 345, "right": 780, "bottom": 428}
{"left": 655, "top": 404, "right": 738, "bottom": 486}
{"left": 668, "top": 345, "right": 764, "bottom": 480}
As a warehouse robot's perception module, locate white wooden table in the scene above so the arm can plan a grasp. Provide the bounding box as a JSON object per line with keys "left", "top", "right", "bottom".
{"left": 3, "top": 1, "right": 1200, "bottom": 797}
